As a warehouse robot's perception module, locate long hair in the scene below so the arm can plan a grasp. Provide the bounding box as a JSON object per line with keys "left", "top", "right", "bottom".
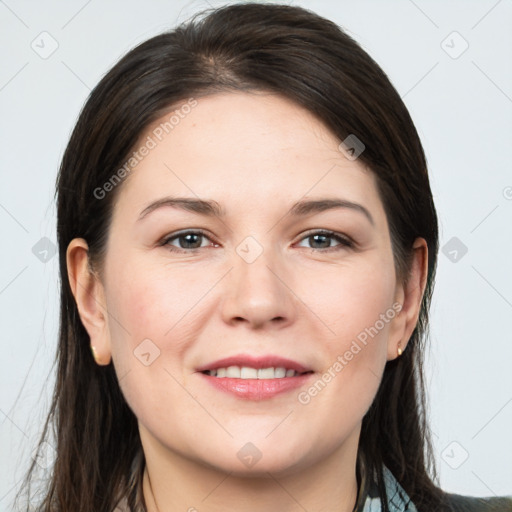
{"left": 16, "top": 3, "right": 444, "bottom": 510}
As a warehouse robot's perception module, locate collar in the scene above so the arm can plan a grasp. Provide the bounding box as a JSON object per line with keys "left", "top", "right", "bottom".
{"left": 354, "top": 463, "right": 418, "bottom": 512}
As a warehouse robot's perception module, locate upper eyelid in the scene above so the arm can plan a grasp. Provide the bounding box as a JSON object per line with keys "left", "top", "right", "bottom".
{"left": 162, "top": 228, "right": 213, "bottom": 240}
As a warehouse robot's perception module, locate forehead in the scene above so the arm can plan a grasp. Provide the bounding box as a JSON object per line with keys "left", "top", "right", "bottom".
{"left": 113, "top": 91, "right": 385, "bottom": 223}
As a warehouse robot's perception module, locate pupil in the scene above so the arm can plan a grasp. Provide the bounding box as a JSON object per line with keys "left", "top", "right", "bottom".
{"left": 181, "top": 234, "right": 201, "bottom": 248}
{"left": 311, "top": 234, "right": 329, "bottom": 248}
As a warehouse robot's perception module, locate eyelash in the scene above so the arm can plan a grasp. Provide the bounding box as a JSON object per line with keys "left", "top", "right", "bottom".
{"left": 160, "top": 229, "right": 355, "bottom": 254}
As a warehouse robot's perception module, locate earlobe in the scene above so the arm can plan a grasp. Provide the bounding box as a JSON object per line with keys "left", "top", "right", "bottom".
{"left": 66, "top": 238, "right": 112, "bottom": 365}
{"left": 387, "top": 238, "right": 428, "bottom": 361}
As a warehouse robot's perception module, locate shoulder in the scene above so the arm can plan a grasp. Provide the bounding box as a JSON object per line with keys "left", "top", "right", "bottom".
{"left": 443, "top": 492, "right": 512, "bottom": 512}
{"left": 373, "top": 464, "right": 512, "bottom": 512}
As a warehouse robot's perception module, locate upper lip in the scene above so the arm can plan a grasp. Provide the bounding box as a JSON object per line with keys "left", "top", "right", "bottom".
{"left": 196, "top": 354, "right": 313, "bottom": 374}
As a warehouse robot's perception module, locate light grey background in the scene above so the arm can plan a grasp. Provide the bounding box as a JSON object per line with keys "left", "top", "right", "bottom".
{"left": 1, "top": 0, "right": 511, "bottom": 508}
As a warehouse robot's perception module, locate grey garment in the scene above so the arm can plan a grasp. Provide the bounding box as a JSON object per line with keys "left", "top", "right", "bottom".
{"left": 354, "top": 464, "right": 512, "bottom": 512}
{"left": 443, "top": 494, "right": 512, "bottom": 512}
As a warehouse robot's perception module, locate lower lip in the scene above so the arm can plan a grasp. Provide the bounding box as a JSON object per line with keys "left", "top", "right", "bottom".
{"left": 198, "top": 372, "right": 314, "bottom": 400}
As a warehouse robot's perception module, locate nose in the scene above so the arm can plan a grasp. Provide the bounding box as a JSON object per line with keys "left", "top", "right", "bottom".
{"left": 220, "top": 243, "right": 296, "bottom": 330}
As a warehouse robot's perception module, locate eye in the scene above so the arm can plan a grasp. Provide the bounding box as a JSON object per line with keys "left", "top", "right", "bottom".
{"left": 295, "top": 230, "right": 354, "bottom": 252}
{"left": 160, "top": 229, "right": 354, "bottom": 254}
{"left": 161, "top": 230, "right": 216, "bottom": 253}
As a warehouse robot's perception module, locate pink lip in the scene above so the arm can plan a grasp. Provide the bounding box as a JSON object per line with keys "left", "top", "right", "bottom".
{"left": 198, "top": 372, "right": 314, "bottom": 400}
{"left": 195, "top": 354, "right": 312, "bottom": 374}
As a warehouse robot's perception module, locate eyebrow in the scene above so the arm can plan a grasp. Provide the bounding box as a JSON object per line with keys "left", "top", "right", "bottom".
{"left": 138, "top": 196, "right": 374, "bottom": 226}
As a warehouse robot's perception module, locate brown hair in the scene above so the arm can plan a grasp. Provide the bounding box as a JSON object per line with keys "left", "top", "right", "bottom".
{"left": 16, "top": 3, "right": 445, "bottom": 511}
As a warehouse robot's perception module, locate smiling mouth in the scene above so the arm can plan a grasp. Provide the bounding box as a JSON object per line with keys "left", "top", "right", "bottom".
{"left": 201, "top": 366, "right": 314, "bottom": 379}
{"left": 198, "top": 368, "right": 315, "bottom": 400}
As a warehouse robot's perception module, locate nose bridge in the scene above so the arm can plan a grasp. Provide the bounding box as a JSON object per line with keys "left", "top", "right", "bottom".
{"left": 221, "top": 234, "right": 294, "bottom": 328}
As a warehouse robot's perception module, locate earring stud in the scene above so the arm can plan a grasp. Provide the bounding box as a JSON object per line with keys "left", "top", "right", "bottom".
{"left": 397, "top": 344, "right": 403, "bottom": 357}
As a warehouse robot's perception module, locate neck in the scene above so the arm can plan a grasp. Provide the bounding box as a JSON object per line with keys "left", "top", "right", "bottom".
{"left": 141, "top": 427, "right": 361, "bottom": 512}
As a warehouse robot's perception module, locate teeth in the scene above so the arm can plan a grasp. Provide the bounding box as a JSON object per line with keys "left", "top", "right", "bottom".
{"left": 206, "top": 366, "right": 301, "bottom": 379}
{"left": 226, "top": 366, "right": 240, "bottom": 378}
{"left": 241, "top": 367, "right": 258, "bottom": 379}
{"left": 259, "top": 367, "right": 277, "bottom": 379}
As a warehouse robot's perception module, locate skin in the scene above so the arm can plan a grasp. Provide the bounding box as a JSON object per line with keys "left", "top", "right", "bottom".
{"left": 67, "top": 91, "right": 428, "bottom": 512}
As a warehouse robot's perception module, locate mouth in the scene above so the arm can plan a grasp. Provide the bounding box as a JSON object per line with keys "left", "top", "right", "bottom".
{"left": 201, "top": 367, "right": 314, "bottom": 379}
{"left": 196, "top": 354, "right": 315, "bottom": 400}
{"left": 195, "top": 353, "right": 313, "bottom": 375}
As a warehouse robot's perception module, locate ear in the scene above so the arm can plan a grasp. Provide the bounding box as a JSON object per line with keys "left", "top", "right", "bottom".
{"left": 66, "top": 238, "right": 112, "bottom": 365}
{"left": 387, "top": 237, "right": 428, "bottom": 361}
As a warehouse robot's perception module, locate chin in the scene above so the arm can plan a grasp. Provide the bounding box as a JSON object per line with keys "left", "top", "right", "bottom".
{"left": 195, "top": 438, "right": 311, "bottom": 478}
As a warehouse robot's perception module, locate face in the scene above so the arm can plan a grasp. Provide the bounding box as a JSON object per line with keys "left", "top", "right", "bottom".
{"left": 87, "top": 91, "right": 411, "bottom": 476}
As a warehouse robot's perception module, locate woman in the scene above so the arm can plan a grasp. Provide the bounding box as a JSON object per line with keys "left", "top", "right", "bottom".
{"left": 16, "top": 2, "right": 512, "bottom": 511}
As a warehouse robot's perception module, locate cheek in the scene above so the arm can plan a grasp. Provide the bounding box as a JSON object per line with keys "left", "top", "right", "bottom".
{"left": 105, "top": 255, "right": 209, "bottom": 350}
{"left": 301, "top": 259, "right": 395, "bottom": 406}
{"left": 103, "top": 273, "right": 183, "bottom": 428}
{"left": 102, "top": 256, "right": 218, "bottom": 402}
{"left": 310, "top": 255, "right": 396, "bottom": 346}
